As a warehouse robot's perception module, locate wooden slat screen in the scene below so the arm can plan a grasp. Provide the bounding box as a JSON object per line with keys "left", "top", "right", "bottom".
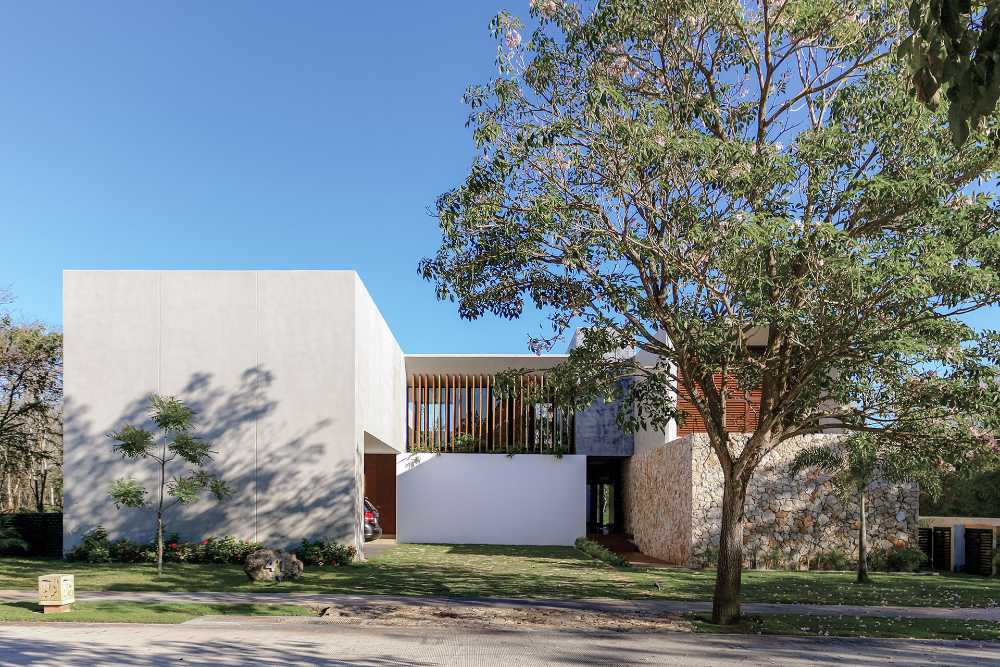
{"left": 676, "top": 372, "right": 762, "bottom": 436}
{"left": 407, "top": 374, "right": 575, "bottom": 453}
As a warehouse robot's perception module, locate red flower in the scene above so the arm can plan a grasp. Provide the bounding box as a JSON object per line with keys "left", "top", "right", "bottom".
{"left": 200, "top": 540, "right": 209, "bottom": 545}
{"left": 169, "top": 543, "right": 178, "bottom": 550}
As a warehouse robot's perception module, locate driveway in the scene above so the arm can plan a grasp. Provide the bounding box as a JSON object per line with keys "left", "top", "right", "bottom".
{"left": 362, "top": 537, "right": 396, "bottom": 560}
{"left": 0, "top": 621, "right": 997, "bottom": 666}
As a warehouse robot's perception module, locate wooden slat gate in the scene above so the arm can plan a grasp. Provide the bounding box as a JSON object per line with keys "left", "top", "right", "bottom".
{"left": 931, "top": 527, "right": 952, "bottom": 571}
{"left": 964, "top": 528, "right": 994, "bottom": 576}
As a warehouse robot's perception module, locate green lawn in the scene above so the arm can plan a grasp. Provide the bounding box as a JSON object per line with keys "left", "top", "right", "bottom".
{"left": 689, "top": 613, "right": 1000, "bottom": 641}
{"left": 0, "top": 601, "right": 313, "bottom": 624}
{"left": 1, "top": 544, "right": 998, "bottom": 608}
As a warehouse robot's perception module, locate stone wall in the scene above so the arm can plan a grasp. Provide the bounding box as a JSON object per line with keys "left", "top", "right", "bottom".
{"left": 623, "top": 438, "right": 692, "bottom": 564}
{"left": 625, "top": 433, "right": 919, "bottom": 568}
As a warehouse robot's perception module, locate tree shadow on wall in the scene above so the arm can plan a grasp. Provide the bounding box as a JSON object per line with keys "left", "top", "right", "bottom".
{"left": 63, "top": 366, "right": 357, "bottom": 550}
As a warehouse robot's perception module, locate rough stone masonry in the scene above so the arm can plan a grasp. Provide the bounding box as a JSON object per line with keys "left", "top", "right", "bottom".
{"left": 623, "top": 433, "right": 919, "bottom": 568}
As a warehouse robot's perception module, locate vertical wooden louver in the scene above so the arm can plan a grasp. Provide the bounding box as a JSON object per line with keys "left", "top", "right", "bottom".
{"left": 406, "top": 374, "right": 574, "bottom": 453}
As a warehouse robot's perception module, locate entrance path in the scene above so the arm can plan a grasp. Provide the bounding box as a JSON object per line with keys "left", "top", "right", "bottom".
{"left": 0, "top": 619, "right": 997, "bottom": 666}
{"left": 2, "top": 589, "right": 999, "bottom": 622}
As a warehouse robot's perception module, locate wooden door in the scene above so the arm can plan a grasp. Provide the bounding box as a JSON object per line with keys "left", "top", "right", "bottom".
{"left": 363, "top": 454, "right": 396, "bottom": 535}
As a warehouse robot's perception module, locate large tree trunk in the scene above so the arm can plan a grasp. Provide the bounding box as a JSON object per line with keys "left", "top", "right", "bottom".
{"left": 856, "top": 488, "right": 870, "bottom": 584}
{"left": 712, "top": 476, "right": 748, "bottom": 624}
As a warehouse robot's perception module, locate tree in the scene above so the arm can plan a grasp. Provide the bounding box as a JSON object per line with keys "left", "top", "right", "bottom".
{"left": 900, "top": 0, "right": 1000, "bottom": 146}
{"left": 420, "top": 0, "right": 1000, "bottom": 623}
{"left": 0, "top": 290, "right": 63, "bottom": 512}
{"left": 789, "top": 434, "right": 948, "bottom": 583}
{"left": 109, "top": 394, "right": 231, "bottom": 576}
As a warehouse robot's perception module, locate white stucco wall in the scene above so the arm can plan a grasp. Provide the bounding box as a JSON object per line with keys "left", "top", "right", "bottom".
{"left": 63, "top": 270, "right": 372, "bottom": 551}
{"left": 395, "top": 453, "right": 586, "bottom": 545}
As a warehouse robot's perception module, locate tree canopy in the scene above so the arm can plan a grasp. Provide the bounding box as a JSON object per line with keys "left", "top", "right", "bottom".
{"left": 422, "top": 0, "right": 1000, "bottom": 622}
{"left": 901, "top": 0, "right": 1000, "bottom": 146}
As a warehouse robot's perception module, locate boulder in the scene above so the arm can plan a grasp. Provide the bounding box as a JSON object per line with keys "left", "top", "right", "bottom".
{"left": 243, "top": 549, "right": 305, "bottom": 582}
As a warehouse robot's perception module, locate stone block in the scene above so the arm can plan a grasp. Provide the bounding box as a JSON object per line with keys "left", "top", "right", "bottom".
{"left": 38, "top": 574, "right": 74, "bottom": 613}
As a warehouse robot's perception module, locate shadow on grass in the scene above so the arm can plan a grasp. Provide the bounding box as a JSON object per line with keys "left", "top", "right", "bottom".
{"left": 3, "top": 546, "right": 999, "bottom": 607}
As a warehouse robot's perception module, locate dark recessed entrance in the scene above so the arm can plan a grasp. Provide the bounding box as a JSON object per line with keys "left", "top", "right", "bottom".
{"left": 587, "top": 458, "right": 624, "bottom": 535}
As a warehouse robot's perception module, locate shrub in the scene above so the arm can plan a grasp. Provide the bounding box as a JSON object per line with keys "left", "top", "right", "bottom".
{"left": 68, "top": 527, "right": 262, "bottom": 565}
{"left": 293, "top": 538, "right": 356, "bottom": 566}
{"left": 108, "top": 538, "right": 151, "bottom": 563}
{"left": 813, "top": 548, "right": 852, "bottom": 571}
{"left": 885, "top": 547, "right": 927, "bottom": 572}
{"left": 759, "top": 546, "right": 789, "bottom": 570}
{"left": 574, "top": 537, "right": 630, "bottom": 567}
{"left": 866, "top": 547, "right": 889, "bottom": 572}
{"left": 0, "top": 516, "right": 27, "bottom": 553}
{"left": 67, "top": 526, "right": 111, "bottom": 563}
{"left": 202, "top": 536, "right": 262, "bottom": 564}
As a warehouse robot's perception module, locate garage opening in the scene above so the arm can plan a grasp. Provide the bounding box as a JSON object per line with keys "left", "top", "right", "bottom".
{"left": 363, "top": 454, "right": 396, "bottom": 536}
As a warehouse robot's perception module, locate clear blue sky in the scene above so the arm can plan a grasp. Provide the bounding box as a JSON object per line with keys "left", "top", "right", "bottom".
{"left": 1, "top": 2, "right": 995, "bottom": 349}
{"left": 0, "top": 1, "right": 557, "bottom": 353}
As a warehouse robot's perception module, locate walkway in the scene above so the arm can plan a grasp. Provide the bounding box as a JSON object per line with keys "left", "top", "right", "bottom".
{"left": 2, "top": 589, "right": 999, "bottom": 622}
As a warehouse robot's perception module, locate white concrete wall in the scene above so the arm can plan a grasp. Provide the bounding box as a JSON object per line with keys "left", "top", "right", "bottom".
{"left": 396, "top": 453, "right": 586, "bottom": 545}
{"left": 63, "top": 270, "right": 363, "bottom": 551}
{"left": 354, "top": 278, "right": 405, "bottom": 454}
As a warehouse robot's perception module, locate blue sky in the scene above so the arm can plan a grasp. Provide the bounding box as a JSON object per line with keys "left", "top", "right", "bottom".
{"left": 1, "top": 2, "right": 996, "bottom": 350}
{"left": 0, "top": 1, "right": 558, "bottom": 353}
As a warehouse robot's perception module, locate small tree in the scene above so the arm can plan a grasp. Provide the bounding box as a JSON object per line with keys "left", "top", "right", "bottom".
{"left": 789, "top": 434, "right": 942, "bottom": 584}
{"left": 109, "top": 394, "right": 231, "bottom": 576}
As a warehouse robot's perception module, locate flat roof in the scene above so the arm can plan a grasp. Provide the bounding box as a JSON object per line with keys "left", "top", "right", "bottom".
{"left": 404, "top": 354, "right": 568, "bottom": 375}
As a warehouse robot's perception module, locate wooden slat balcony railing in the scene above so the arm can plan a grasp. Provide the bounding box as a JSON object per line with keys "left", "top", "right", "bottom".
{"left": 407, "top": 373, "right": 575, "bottom": 454}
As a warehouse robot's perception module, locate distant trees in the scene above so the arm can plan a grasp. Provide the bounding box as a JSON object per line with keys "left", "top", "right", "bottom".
{"left": 0, "top": 289, "right": 63, "bottom": 513}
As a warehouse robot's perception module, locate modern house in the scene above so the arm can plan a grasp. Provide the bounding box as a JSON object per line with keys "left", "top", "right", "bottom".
{"left": 63, "top": 270, "right": 918, "bottom": 566}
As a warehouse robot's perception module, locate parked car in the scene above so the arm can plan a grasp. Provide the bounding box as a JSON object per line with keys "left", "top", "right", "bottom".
{"left": 363, "top": 498, "right": 383, "bottom": 542}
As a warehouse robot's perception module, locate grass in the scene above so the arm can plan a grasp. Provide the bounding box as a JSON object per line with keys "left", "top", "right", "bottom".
{"left": 0, "top": 600, "right": 313, "bottom": 624}
{"left": 1, "top": 544, "right": 998, "bottom": 608}
{"left": 689, "top": 612, "right": 1000, "bottom": 641}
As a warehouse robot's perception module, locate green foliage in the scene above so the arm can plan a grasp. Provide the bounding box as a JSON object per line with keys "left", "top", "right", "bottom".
{"left": 109, "top": 478, "right": 146, "bottom": 508}
{"left": 109, "top": 426, "right": 154, "bottom": 459}
{"left": 169, "top": 433, "right": 213, "bottom": 466}
{"left": 150, "top": 394, "right": 194, "bottom": 432}
{"left": 293, "top": 538, "right": 357, "bottom": 567}
{"left": 0, "top": 517, "right": 28, "bottom": 553}
{"left": 921, "top": 468, "right": 1000, "bottom": 517}
{"left": 0, "top": 294, "right": 63, "bottom": 513}
{"left": 168, "top": 471, "right": 232, "bottom": 504}
{"left": 69, "top": 528, "right": 263, "bottom": 565}
{"left": 66, "top": 526, "right": 111, "bottom": 563}
{"left": 886, "top": 546, "right": 929, "bottom": 572}
{"left": 900, "top": 0, "right": 1000, "bottom": 145}
{"left": 867, "top": 545, "right": 929, "bottom": 572}
{"left": 424, "top": 0, "right": 1000, "bottom": 623}
{"left": 574, "top": 537, "right": 630, "bottom": 567}
{"left": 812, "top": 548, "right": 852, "bottom": 571}
{"left": 108, "top": 394, "right": 231, "bottom": 575}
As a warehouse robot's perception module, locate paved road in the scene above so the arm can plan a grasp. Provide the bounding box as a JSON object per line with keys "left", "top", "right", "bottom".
{"left": 2, "top": 589, "right": 999, "bottom": 621}
{"left": 0, "top": 620, "right": 998, "bottom": 666}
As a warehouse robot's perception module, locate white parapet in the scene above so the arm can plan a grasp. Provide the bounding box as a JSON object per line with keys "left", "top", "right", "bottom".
{"left": 396, "top": 453, "right": 587, "bottom": 546}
